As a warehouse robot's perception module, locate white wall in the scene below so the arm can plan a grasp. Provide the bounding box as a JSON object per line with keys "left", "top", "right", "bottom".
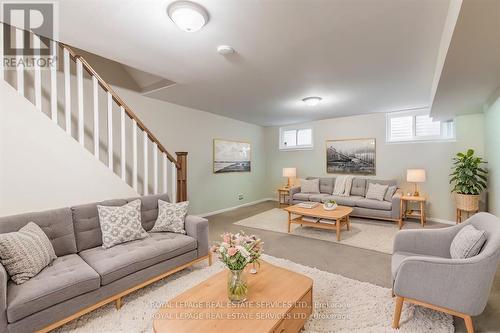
{"left": 0, "top": 81, "right": 137, "bottom": 216}
{"left": 485, "top": 96, "right": 500, "bottom": 216}
{"left": 264, "top": 112, "right": 485, "bottom": 221}
{"left": 114, "top": 87, "right": 268, "bottom": 215}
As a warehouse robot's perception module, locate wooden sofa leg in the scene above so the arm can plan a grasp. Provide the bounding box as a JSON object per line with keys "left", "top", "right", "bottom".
{"left": 208, "top": 253, "right": 213, "bottom": 266}
{"left": 463, "top": 315, "right": 474, "bottom": 333}
{"left": 115, "top": 297, "right": 122, "bottom": 310}
{"left": 392, "top": 296, "right": 404, "bottom": 329}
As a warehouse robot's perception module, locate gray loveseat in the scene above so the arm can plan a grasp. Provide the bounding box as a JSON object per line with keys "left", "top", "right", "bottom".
{"left": 288, "top": 177, "right": 402, "bottom": 222}
{"left": 0, "top": 193, "right": 209, "bottom": 333}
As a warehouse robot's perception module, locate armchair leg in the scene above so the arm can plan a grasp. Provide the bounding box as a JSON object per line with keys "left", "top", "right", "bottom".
{"left": 392, "top": 296, "right": 404, "bottom": 329}
{"left": 463, "top": 315, "right": 474, "bottom": 333}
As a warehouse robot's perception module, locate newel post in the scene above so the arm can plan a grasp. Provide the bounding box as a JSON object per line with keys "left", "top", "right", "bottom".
{"left": 176, "top": 152, "right": 188, "bottom": 202}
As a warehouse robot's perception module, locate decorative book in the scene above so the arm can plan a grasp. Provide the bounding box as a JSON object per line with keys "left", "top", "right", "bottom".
{"left": 297, "top": 202, "right": 319, "bottom": 209}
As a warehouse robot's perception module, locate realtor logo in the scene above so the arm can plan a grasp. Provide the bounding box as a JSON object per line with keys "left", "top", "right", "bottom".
{"left": 1, "top": 1, "right": 58, "bottom": 68}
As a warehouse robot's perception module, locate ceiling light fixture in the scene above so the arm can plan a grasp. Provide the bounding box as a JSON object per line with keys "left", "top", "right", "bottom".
{"left": 167, "top": 1, "right": 209, "bottom": 32}
{"left": 217, "top": 45, "right": 235, "bottom": 55}
{"left": 302, "top": 96, "right": 322, "bottom": 106}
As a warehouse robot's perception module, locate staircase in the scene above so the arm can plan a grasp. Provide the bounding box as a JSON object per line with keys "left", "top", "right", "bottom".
{"left": 0, "top": 23, "right": 187, "bottom": 202}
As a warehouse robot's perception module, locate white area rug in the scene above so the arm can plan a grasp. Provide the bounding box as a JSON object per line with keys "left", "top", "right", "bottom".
{"left": 56, "top": 255, "right": 453, "bottom": 333}
{"left": 234, "top": 208, "right": 399, "bottom": 254}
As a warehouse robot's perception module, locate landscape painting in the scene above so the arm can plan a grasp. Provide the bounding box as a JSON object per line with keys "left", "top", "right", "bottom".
{"left": 213, "top": 139, "right": 251, "bottom": 173}
{"left": 326, "top": 138, "right": 376, "bottom": 175}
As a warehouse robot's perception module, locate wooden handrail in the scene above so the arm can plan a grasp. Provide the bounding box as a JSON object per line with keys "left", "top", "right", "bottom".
{"left": 59, "top": 43, "right": 179, "bottom": 168}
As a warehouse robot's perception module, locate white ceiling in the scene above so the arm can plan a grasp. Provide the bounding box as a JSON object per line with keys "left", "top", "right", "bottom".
{"left": 431, "top": 0, "right": 500, "bottom": 120}
{"left": 57, "top": 0, "right": 452, "bottom": 126}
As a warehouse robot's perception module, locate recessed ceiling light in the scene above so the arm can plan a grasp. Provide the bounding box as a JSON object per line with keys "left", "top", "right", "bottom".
{"left": 167, "top": 1, "right": 209, "bottom": 32}
{"left": 302, "top": 96, "right": 322, "bottom": 106}
{"left": 217, "top": 45, "right": 235, "bottom": 55}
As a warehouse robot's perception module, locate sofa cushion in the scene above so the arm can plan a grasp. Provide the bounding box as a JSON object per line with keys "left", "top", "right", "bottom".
{"left": 126, "top": 193, "right": 170, "bottom": 232}
{"left": 356, "top": 198, "right": 392, "bottom": 211}
{"left": 7, "top": 254, "right": 100, "bottom": 323}
{"left": 350, "top": 178, "right": 366, "bottom": 196}
{"left": 0, "top": 208, "right": 77, "bottom": 256}
{"left": 392, "top": 251, "right": 440, "bottom": 280}
{"left": 300, "top": 178, "right": 320, "bottom": 193}
{"left": 0, "top": 222, "right": 57, "bottom": 285}
{"left": 319, "top": 178, "right": 335, "bottom": 194}
{"left": 450, "top": 225, "right": 487, "bottom": 259}
{"left": 365, "top": 183, "right": 388, "bottom": 201}
{"left": 71, "top": 199, "right": 127, "bottom": 252}
{"left": 322, "top": 195, "right": 363, "bottom": 207}
{"left": 293, "top": 193, "right": 312, "bottom": 201}
{"left": 384, "top": 185, "right": 398, "bottom": 202}
{"left": 151, "top": 200, "right": 189, "bottom": 234}
{"left": 366, "top": 179, "right": 397, "bottom": 192}
{"left": 309, "top": 194, "right": 330, "bottom": 202}
{"left": 79, "top": 233, "right": 197, "bottom": 286}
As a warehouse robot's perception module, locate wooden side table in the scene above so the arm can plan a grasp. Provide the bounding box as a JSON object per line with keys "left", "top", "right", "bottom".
{"left": 277, "top": 187, "right": 290, "bottom": 208}
{"left": 399, "top": 195, "right": 427, "bottom": 229}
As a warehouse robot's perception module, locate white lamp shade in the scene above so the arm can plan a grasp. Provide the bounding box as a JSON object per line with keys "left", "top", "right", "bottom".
{"left": 282, "top": 168, "right": 296, "bottom": 178}
{"left": 407, "top": 169, "right": 426, "bottom": 183}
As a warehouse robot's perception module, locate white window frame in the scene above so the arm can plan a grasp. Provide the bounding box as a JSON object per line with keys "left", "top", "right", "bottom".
{"left": 386, "top": 109, "right": 456, "bottom": 143}
{"left": 279, "top": 125, "right": 314, "bottom": 151}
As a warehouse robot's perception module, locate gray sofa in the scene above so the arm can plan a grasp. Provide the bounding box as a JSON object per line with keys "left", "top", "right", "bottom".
{"left": 288, "top": 177, "right": 402, "bottom": 222}
{"left": 392, "top": 212, "right": 500, "bottom": 333}
{"left": 0, "top": 193, "right": 209, "bottom": 333}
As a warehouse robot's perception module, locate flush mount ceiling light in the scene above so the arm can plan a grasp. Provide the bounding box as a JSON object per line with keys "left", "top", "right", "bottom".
{"left": 302, "top": 96, "right": 322, "bottom": 106}
{"left": 167, "top": 1, "right": 209, "bottom": 32}
{"left": 217, "top": 45, "right": 235, "bottom": 55}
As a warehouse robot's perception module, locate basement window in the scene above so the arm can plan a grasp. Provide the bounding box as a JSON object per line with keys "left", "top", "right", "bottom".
{"left": 386, "top": 109, "right": 455, "bottom": 143}
{"left": 279, "top": 126, "right": 313, "bottom": 150}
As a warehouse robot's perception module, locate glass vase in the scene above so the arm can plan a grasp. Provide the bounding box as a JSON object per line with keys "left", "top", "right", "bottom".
{"left": 227, "top": 269, "right": 248, "bottom": 303}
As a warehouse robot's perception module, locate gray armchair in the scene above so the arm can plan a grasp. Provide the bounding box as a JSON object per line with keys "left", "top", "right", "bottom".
{"left": 391, "top": 212, "right": 500, "bottom": 333}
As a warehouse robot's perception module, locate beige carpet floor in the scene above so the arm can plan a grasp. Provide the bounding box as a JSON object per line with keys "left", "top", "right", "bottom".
{"left": 234, "top": 208, "right": 399, "bottom": 254}
{"left": 56, "top": 254, "right": 453, "bottom": 332}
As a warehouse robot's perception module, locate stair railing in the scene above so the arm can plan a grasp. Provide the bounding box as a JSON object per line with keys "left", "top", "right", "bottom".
{"left": 1, "top": 23, "right": 187, "bottom": 202}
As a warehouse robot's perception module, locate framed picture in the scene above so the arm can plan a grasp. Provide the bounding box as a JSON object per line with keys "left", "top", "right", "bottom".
{"left": 213, "top": 139, "right": 251, "bottom": 173}
{"left": 326, "top": 138, "right": 376, "bottom": 175}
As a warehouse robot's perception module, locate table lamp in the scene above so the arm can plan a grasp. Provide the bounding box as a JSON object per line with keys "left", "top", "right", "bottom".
{"left": 282, "top": 168, "right": 296, "bottom": 188}
{"left": 407, "top": 169, "right": 426, "bottom": 196}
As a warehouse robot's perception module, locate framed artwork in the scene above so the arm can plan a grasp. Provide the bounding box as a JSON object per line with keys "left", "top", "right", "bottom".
{"left": 213, "top": 139, "right": 251, "bottom": 173}
{"left": 326, "top": 138, "right": 376, "bottom": 175}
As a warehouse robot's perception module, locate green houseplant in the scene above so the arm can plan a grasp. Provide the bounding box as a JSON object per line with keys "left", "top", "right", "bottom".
{"left": 450, "top": 149, "right": 487, "bottom": 212}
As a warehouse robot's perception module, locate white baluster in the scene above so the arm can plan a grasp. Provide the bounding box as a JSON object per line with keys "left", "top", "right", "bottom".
{"left": 76, "top": 58, "right": 84, "bottom": 145}
{"left": 107, "top": 92, "right": 113, "bottom": 170}
{"left": 163, "top": 153, "right": 168, "bottom": 194}
{"left": 50, "top": 40, "right": 58, "bottom": 123}
{"left": 33, "top": 34, "right": 42, "bottom": 111}
{"left": 120, "top": 106, "right": 126, "bottom": 181}
{"left": 16, "top": 28, "right": 24, "bottom": 95}
{"left": 132, "top": 120, "right": 138, "bottom": 192}
{"left": 63, "top": 48, "right": 71, "bottom": 135}
{"left": 0, "top": 23, "right": 3, "bottom": 81}
{"left": 143, "top": 132, "right": 149, "bottom": 195}
{"left": 93, "top": 76, "right": 99, "bottom": 157}
{"left": 171, "top": 162, "right": 177, "bottom": 203}
{"left": 153, "top": 144, "right": 158, "bottom": 194}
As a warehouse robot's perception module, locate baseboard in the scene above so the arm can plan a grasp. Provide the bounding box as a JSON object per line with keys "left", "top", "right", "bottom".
{"left": 427, "top": 217, "right": 455, "bottom": 225}
{"left": 198, "top": 198, "right": 275, "bottom": 217}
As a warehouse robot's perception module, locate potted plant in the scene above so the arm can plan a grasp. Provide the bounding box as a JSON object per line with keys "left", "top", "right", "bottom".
{"left": 211, "top": 231, "right": 263, "bottom": 303}
{"left": 450, "top": 149, "right": 488, "bottom": 212}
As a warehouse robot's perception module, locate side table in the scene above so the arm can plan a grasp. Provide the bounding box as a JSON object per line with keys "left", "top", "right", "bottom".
{"left": 277, "top": 187, "right": 290, "bottom": 208}
{"left": 399, "top": 195, "right": 427, "bottom": 229}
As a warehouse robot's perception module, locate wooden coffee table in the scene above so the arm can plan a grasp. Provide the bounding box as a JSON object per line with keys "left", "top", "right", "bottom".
{"left": 153, "top": 261, "right": 313, "bottom": 333}
{"left": 284, "top": 204, "right": 353, "bottom": 241}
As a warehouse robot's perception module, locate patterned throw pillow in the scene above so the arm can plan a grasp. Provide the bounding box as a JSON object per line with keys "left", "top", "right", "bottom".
{"left": 365, "top": 183, "right": 389, "bottom": 201}
{"left": 300, "top": 178, "right": 320, "bottom": 194}
{"left": 384, "top": 185, "right": 398, "bottom": 202}
{"left": 0, "top": 222, "right": 57, "bottom": 284}
{"left": 450, "top": 225, "right": 487, "bottom": 259}
{"left": 97, "top": 199, "right": 148, "bottom": 249}
{"left": 151, "top": 200, "right": 189, "bottom": 234}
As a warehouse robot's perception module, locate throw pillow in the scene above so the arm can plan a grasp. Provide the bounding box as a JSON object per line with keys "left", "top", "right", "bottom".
{"left": 384, "top": 185, "right": 398, "bottom": 202}
{"left": 300, "top": 178, "right": 320, "bottom": 193}
{"left": 97, "top": 199, "right": 148, "bottom": 249}
{"left": 0, "top": 222, "right": 57, "bottom": 284}
{"left": 151, "top": 200, "right": 189, "bottom": 234}
{"left": 450, "top": 225, "right": 487, "bottom": 259}
{"left": 365, "top": 183, "right": 388, "bottom": 201}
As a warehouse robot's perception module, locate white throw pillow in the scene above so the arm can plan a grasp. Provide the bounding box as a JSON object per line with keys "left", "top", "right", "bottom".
{"left": 365, "top": 183, "right": 388, "bottom": 201}
{"left": 300, "top": 178, "right": 320, "bottom": 193}
{"left": 97, "top": 199, "right": 148, "bottom": 249}
{"left": 450, "top": 225, "right": 487, "bottom": 259}
{"left": 0, "top": 222, "right": 57, "bottom": 284}
{"left": 151, "top": 200, "right": 189, "bottom": 234}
